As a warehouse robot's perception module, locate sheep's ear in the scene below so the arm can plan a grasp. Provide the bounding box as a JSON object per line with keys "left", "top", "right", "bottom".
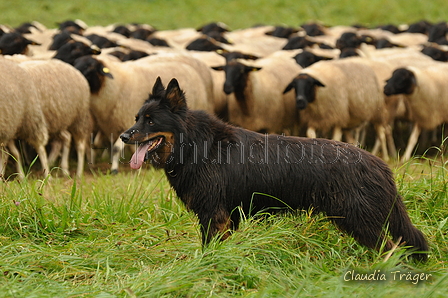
{"left": 152, "top": 76, "right": 165, "bottom": 97}
{"left": 283, "top": 82, "right": 294, "bottom": 94}
{"left": 211, "top": 65, "right": 225, "bottom": 71}
{"left": 101, "top": 67, "right": 113, "bottom": 79}
{"left": 27, "top": 38, "right": 41, "bottom": 46}
{"left": 243, "top": 54, "right": 259, "bottom": 60}
{"left": 313, "top": 77, "right": 325, "bottom": 87}
{"left": 164, "top": 78, "right": 187, "bottom": 113}
{"left": 245, "top": 65, "right": 262, "bottom": 72}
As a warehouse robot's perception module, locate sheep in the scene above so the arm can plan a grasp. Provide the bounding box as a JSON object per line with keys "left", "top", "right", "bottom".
{"left": 0, "top": 57, "right": 49, "bottom": 179}
{"left": 73, "top": 54, "right": 213, "bottom": 173}
{"left": 18, "top": 59, "right": 93, "bottom": 177}
{"left": 384, "top": 63, "right": 448, "bottom": 161}
{"left": 283, "top": 58, "right": 389, "bottom": 159}
{"left": 212, "top": 55, "right": 302, "bottom": 134}
{"left": 188, "top": 50, "right": 230, "bottom": 119}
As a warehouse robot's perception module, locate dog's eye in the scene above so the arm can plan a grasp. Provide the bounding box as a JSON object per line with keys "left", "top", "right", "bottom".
{"left": 148, "top": 118, "right": 155, "bottom": 126}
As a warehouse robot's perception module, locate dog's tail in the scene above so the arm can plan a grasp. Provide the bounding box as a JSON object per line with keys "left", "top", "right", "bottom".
{"left": 388, "top": 196, "right": 429, "bottom": 261}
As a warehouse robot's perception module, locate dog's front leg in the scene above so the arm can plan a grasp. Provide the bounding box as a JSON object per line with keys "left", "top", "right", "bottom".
{"left": 199, "top": 208, "right": 232, "bottom": 245}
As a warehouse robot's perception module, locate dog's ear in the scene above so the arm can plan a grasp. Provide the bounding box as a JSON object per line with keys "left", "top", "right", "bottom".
{"left": 163, "top": 78, "right": 187, "bottom": 113}
{"left": 152, "top": 76, "right": 166, "bottom": 97}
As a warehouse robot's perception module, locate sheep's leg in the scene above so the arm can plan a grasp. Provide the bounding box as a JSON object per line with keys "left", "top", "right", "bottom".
{"left": 110, "top": 137, "right": 124, "bottom": 174}
{"left": 374, "top": 124, "right": 389, "bottom": 162}
{"left": 34, "top": 144, "right": 50, "bottom": 177}
{"left": 74, "top": 137, "right": 87, "bottom": 178}
{"left": 48, "top": 140, "right": 62, "bottom": 167}
{"left": 306, "top": 127, "right": 317, "bottom": 139}
{"left": 7, "top": 141, "right": 25, "bottom": 179}
{"left": 358, "top": 125, "right": 367, "bottom": 147}
{"left": 60, "top": 130, "right": 72, "bottom": 176}
{"left": 88, "top": 131, "right": 103, "bottom": 165}
{"left": 0, "top": 144, "right": 9, "bottom": 179}
{"left": 386, "top": 124, "right": 397, "bottom": 158}
{"left": 402, "top": 124, "right": 421, "bottom": 162}
{"left": 371, "top": 137, "right": 380, "bottom": 155}
{"left": 332, "top": 127, "right": 343, "bottom": 142}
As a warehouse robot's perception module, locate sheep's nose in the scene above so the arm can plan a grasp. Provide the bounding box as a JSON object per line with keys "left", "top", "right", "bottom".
{"left": 296, "top": 96, "right": 308, "bottom": 110}
{"left": 120, "top": 132, "right": 131, "bottom": 144}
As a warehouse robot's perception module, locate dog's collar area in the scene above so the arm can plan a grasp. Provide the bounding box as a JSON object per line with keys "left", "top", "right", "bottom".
{"left": 167, "top": 168, "right": 177, "bottom": 177}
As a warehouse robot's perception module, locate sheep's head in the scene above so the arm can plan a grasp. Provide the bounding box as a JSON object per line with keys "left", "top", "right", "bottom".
{"left": 384, "top": 68, "right": 417, "bottom": 96}
{"left": 212, "top": 61, "right": 262, "bottom": 95}
{"left": 283, "top": 74, "right": 325, "bottom": 110}
{"left": 73, "top": 56, "right": 113, "bottom": 94}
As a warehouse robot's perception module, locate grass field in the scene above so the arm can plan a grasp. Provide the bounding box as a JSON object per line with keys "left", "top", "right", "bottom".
{"left": 0, "top": 154, "right": 447, "bottom": 297}
{"left": 1, "top": 0, "right": 448, "bottom": 30}
{"left": 1, "top": 0, "right": 448, "bottom": 297}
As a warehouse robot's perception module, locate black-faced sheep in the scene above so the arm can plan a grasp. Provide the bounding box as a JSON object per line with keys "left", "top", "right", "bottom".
{"left": 18, "top": 59, "right": 93, "bottom": 177}
{"left": 0, "top": 57, "right": 49, "bottom": 179}
{"left": 384, "top": 64, "right": 448, "bottom": 161}
{"left": 283, "top": 58, "right": 389, "bottom": 159}
{"left": 212, "top": 55, "right": 302, "bottom": 134}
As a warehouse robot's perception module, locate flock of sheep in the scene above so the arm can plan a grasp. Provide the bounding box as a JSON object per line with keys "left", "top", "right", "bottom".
{"left": 0, "top": 19, "right": 447, "bottom": 179}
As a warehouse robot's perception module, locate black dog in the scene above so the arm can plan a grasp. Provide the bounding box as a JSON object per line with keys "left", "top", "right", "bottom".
{"left": 120, "top": 77, "right": 428, "bottom": 260}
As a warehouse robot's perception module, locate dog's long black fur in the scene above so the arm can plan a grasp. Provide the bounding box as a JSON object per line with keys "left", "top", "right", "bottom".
{"left": 120, "top": 77, "right": 429, "bottom": 261}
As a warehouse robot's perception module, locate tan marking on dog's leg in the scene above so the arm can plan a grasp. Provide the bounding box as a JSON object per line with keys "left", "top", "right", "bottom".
{"left": 213, "top": 209, "right": 232, "bottom": 241}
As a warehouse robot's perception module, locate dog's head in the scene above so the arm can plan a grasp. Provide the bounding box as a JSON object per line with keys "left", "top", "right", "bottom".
{"left": 120, "top": 77, "right": 187, "bottom": 169}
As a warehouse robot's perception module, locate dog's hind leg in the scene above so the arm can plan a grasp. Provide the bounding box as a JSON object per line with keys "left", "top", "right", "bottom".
{"left": 329, "top": 211, "right": 391, "bottom": 252}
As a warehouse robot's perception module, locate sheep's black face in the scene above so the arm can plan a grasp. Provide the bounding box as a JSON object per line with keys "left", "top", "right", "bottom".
{"left": 73, "top": 56, "right": 113, "bottom": 93}
{"left": 0, "top": 32, "right": 38, "bottom": 55}
{"left": 212, "top": 61, "right": 262, "bottom": 95}
{"left": 120, "top": 77, "right": 186, "bottom": 169}
{"left": 285, "top": 74, "right": 325, "bottom": 110}
{"left": 384, "top": 68, "right": 416, "bottom": 96}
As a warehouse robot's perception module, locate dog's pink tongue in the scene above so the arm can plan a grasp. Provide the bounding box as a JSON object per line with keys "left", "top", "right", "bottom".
{"left": 130, "top": 143, "right": 151, "bottom": 169}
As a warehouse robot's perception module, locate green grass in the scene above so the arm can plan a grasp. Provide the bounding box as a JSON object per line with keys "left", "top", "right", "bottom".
{"left": 0, "top": 157, "right": 447, "bottom": 297}
{"left": 1, "top": 1, "right": 448, "bottom": 296}
{"left": 1, "top": 0, "right": 448, "bottom": 30}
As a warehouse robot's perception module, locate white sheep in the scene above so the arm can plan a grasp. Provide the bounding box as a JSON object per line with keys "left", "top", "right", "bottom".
{"left": 212, "top": 54, "right": 302, "bottom": 134}
{"left": 0, "top": 57, "right": 49, "bottom": 179}
{"left": 283, "top": 58, "right": 389, "bottom": 159}
{"left": 73, "top": 54, "right": 213, "bottom": 173}
{"left": 384, "top": 63, "right": 448, "bottom": 161}
{"left": 18, "top": 59, "right": 93, "bottom": 177}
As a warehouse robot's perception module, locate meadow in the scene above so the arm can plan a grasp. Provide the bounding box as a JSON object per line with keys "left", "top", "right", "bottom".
{"left": 1, "top": 0, "right": 448, "bottom": 297}
{"left": 0, "top": 153, "right": 447, "bottom": 297}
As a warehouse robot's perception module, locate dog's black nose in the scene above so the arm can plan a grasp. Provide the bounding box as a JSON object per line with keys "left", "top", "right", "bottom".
{"left": 120, "top": 132, "right": 131, "bottom": 143}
